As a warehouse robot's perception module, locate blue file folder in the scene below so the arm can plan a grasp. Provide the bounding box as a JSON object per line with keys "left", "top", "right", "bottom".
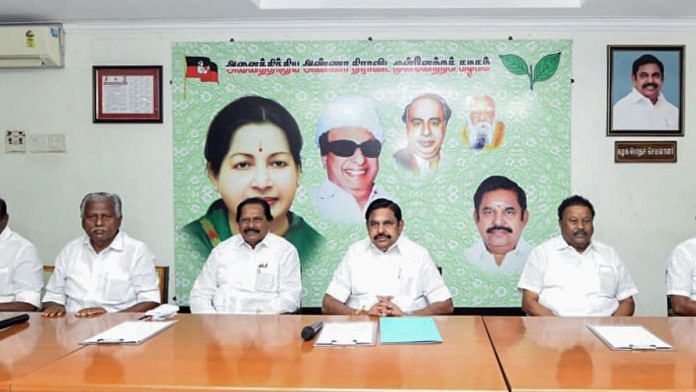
{"left": 379, "top": 317, "right": 442, "bottom": 344}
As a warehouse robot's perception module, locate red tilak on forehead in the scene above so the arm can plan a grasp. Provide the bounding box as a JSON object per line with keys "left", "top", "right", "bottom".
{"left": 258, "top": 142, "right": 263, "bottom": 153}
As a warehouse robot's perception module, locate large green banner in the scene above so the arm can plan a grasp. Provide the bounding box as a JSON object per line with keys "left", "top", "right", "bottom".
{"left": 173, "top": 40, "right": 571, "bottom": 308}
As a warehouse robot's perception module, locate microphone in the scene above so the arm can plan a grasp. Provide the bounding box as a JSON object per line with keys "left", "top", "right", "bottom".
{"left": 0, "top": 313, "right": 30, "bottom": 331}
{"left": 301, "top": 321, "right": 323, "bottom": 341}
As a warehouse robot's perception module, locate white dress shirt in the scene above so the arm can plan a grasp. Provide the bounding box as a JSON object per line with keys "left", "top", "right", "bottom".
{"left": 189, "top": 232, "right": 301, "bottom": 314}
{"left": 43, "top": 231, "right": 160, "bottom": 312}
{"left": 666, "top": 237, "right": 696, "bottom": 300}
{"left": 612, "top": 88, "right": 679, "bottom": 130}
{"left": 518, "top": 235, "right": 638, "bottom": 316}
{"left": 0, "top": 227, "right": 43, "bottom": 308}
{"left": 465, "top": 237, "right": 532, "bottom": 276}
{"left": 326, "top": 235, "right": 451, "bottom": 312}
{"left": 314, "top": 179, "right": 387, "bottom": 224}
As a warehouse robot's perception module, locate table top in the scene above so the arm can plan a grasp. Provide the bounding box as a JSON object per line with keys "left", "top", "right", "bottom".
{"left": 11, "top": 314, "right": 507, "bottom": 392}
{"left": 0, "top": 312, "right": 134, "bottom": 392}
{"left": 484, "top": 316, "right": 696, "bottom": 391}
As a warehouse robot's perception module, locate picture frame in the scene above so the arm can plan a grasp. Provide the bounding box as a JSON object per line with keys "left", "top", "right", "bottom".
{"left": 93, "top": 65, "right": 163, "bottom": 123}
{"left": 607, "top": 45, "right": 684, "bottom": 136}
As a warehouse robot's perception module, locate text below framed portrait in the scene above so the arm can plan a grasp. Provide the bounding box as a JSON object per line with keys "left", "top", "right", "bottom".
{"left": 607, "top": 45, "right": 684, "bottom": 137}
{"left": 93, "top": 65, "right": 163, "bottom": 123}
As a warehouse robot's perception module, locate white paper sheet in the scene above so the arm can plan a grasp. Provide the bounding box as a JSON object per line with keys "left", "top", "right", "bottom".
{"left": 81, "top": 320, "right": 177, "bottom": 345}
{"left": 587, "top": 325, "right": 673, "bottom": 351}
{"left": 315, "top": 321, "right": 376, "bottom": 346}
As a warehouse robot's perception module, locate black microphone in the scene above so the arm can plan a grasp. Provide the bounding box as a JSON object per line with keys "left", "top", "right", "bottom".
{"left": 301, "top": 321, "right": 323, "bottom": 341}
{"left": 0, "top": 313, "right": 29, "bottom": 331}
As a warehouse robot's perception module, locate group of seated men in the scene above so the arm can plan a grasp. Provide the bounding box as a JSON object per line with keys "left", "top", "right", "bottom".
{"left": 1, "top": 192, "right": 696, "bottom": 317}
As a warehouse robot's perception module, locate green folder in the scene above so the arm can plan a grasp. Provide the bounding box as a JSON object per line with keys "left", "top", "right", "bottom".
{"left": 379, "top": 317, "right": 442, "bottom": 344}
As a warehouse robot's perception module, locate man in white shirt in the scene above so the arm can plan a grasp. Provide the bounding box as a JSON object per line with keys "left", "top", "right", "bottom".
{"left": 42, "top": 193, "right": 160, "bottom": 317}
{"left": 322, "top": 198, "right": 453, "bottom": 316}
{"left": 666, "top": 237, "right": 696, "bottom": 316}
{"left": 0, "top": 198, "right": 43, "bottom": 311}
{"left": 189, "top": 197, "right": 301, "bottom": 314}
{"left": 612, "top": 54, "right": 679, "bottom": 131}
{"left": 465, "top": 175, "right": 531, "bottom": 275}
{"left": 518, "top": 195, "right": 638, "bottom": 316}
{"left": 314, "top": 95, "right": 387, "bottom": 224}
{"left": 393, "top": 93, "right": 451, "bottom": 176}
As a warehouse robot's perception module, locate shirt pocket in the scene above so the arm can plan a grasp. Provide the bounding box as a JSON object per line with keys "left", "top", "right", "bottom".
{"left": 598, "top": 265, "right": 617, "bottom": 297}
{"left": 0, "top": 267, "right": 10, "bottom": 294}
{"left": 254, "top": 270, "right": 278, "bottom": 293}
{"left": 104, "top": 274, "right": 133, "bottom": 302}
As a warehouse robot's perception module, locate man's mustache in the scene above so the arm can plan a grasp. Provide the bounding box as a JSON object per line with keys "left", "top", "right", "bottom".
{"left": 487, "top": 225, "right": 512, "bottom": 233}
{"left": 373, "top": 233, "right": 392, "bottom": 240}
{"left": 642, "top": 82, "right": 658, "bottom": 89}
{"left": 243, "top": 228, "right": 260, "bottom": 234}
{"left": 573, "top": 229, "right": 588, "bottom": 237}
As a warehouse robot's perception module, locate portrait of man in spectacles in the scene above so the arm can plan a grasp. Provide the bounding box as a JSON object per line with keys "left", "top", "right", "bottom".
{"left": 314, "top": 95, "right": 390, "bottom": 224}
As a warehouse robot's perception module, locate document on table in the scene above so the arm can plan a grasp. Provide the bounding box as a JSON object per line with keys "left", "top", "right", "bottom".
{"left": 380, "top": 317, "right": 442, "bottom": 344}
{"left": 81, "top": 320, "right": 178, "bottom": 345}
{"left": 315, "top": 321, "right": 376, "bottom": 346}
{"left": 587, "top": 325, "right": 673, "bottom": 351}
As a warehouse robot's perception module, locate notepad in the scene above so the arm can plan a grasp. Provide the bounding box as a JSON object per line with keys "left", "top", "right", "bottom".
{"left": 380, "top": 317, "right": 442, "bottom": 344}
{"left": 315, "top": 321, "right": 376, "bottom": 346}
{"left": 81, "top": 320, "right": 178, "bottom": 345}
{"left": 587, "top": 325, "right": 673, "bottom": 351}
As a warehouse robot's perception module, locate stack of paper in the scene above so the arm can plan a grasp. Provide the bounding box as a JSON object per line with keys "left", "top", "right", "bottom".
{"left": 380, "top": 317, "right": 442, "bottom": 344}
{"left": 315, "top": 322, "right": 376, "bottom": 346}
{"left": 587, "top": 325, "right": 673, "bottom": 351}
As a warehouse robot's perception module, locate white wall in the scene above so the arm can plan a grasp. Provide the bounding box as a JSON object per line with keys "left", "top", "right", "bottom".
{"left": 1, "top": 20, "right": 694, "bottom": 314}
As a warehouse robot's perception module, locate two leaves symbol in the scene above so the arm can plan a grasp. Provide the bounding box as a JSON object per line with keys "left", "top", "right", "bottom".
{"left": 499, "top": 52, "right": 561, "bottom": 90}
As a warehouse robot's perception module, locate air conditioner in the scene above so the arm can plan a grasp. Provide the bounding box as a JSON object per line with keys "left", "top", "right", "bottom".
{"left": 0, "top": 25, "right": 64, "bottom": 68}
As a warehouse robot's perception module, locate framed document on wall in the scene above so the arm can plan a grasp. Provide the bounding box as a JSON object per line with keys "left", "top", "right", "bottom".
{"left": 607, "top": 45, "right": 684, "bottom": 136}
{"left": 93, "top": 65, "right": 163, "bottom": 123}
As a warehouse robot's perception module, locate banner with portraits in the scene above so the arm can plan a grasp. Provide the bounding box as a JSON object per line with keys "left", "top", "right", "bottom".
{"left": 172, "top": 39, "right": 571, "bottom": 308}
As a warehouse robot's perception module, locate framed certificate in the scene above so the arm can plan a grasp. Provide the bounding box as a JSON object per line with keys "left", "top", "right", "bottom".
{"left": 93, "top": 65, "right": 163, "bottom": 123}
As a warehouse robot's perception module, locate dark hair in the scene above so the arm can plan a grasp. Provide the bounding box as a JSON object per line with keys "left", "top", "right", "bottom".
{"left": 0, "top": 198, "right": 6, "bottom": 217}
{"left": 557, "top": 195, "right": 595, "bottom": 220}
{"left": 401, "top": 93, "right": 452, "bottom": 124}
{"left": 365, "top": 198, "right": 402, "bottom": 222}
{"left": 236, "top": 197, "right": 273, "bottom": 223}
{"left": 473, "top": 176, "right": 527, "bottom": 220}
{"left": 632, "top": 54, "right": 664, "bottom": 77}
{"left": 205, "top": 96, "right": 303, "bottom": 175}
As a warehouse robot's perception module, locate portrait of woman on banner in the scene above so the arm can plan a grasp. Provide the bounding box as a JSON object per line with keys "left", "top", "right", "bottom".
{"left": 182, "top": 96, "right": 324, "bottom": 277}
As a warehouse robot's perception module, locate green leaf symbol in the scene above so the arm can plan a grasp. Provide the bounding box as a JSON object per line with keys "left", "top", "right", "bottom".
{"left": 499, "top": 54, "right": 528, "bottom": 75}
{"left": 533, "top": 52, "right": 561, "bottom": 83}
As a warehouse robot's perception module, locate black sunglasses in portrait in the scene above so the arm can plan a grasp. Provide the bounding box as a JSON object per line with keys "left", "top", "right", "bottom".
{"left": 321, "top": 138, "right": 382, "bottom": 158}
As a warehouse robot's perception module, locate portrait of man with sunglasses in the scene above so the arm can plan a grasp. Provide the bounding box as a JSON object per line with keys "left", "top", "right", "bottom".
{"left": 314, "top": 95, "right": 389, "bottom": 224}
{"left": 394, "top": 93, "right": 451, "bottom": 176}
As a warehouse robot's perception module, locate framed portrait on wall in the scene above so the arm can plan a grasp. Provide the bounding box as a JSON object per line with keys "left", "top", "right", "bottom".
{"left": 93, "top": 65, "right": 163, "bottom": 123}
{"left": 607, "top": 45, "right": 684, "bottom": 136}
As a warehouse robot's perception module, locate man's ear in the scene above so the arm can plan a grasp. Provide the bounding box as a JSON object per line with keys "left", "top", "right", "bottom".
{"left": 522, "top": 210, "right": 530, "bottom": 225}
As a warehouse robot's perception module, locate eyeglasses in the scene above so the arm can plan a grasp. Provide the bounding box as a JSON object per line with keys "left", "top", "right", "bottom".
{"left": 323, "top": 139, "right": 382, "bottom": 158}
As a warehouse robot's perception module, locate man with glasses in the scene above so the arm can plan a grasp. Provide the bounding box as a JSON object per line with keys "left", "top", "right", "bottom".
{"left": 314, "top": 95, "right": 388, "bottom": 224}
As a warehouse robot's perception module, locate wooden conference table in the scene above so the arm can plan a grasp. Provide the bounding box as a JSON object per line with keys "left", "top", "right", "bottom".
{"left": 484, "top": 316, "right": 696, "bottom": 391}
{"left": 9, "top": 314, "right": 507, "bottom": 391}
{"left": 0, "top": 312, "right": 135, "bottom": 392}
